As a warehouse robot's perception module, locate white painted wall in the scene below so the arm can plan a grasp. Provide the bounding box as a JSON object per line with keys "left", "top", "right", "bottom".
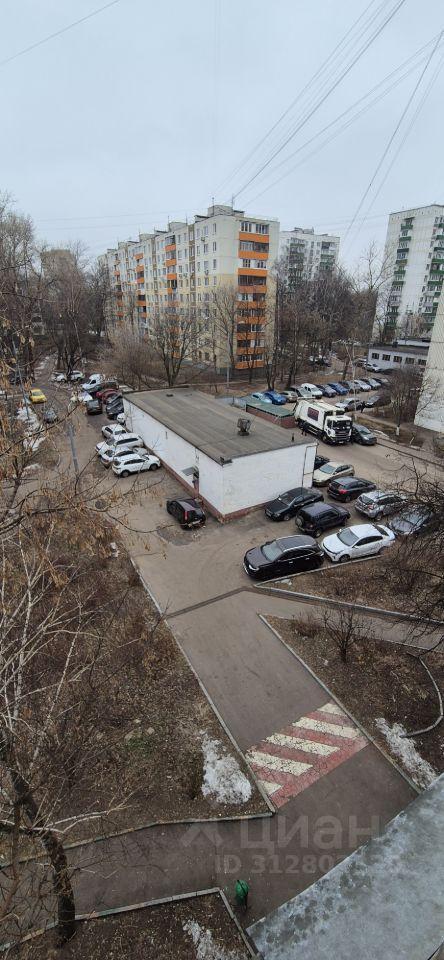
{"left": 124, "top": 398, "right": 315, "bottom": 515}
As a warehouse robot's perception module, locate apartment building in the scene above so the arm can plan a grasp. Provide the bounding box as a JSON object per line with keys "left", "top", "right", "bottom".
{"left": 380, "top": 204, "right": 444, "bottom": 337}
{"left": 278, "top": 227, "right": 340, "bottom": 284}
{"left": 100, "top": 204, "right": 279, "bottom": 371}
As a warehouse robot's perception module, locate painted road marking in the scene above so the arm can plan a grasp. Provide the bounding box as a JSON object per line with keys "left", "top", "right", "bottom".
{"left": 294, "top": 717, "right": 361, "bottom": 739}
{"left": 249, "top": 752, "right": 311, "bottom": 778}
{"left": 267, "top": 733, "right": 338, "bottom": 756}
{"left": 246, "top": 701, "right": 367, "bottom": 809}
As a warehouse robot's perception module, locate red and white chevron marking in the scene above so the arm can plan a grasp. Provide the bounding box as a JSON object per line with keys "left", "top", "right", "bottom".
{"left": 246, "top": 701, "right": 368, "bottom": 808}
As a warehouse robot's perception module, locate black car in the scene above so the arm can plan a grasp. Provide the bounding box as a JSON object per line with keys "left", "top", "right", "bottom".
{"left": 243, "top": 535, "right": 324, "bottom": 581}
{"left": 314, "top": 454, "right": 330, "bottom": 470}
{"left": 327, "top": 476, "right": 377, "bottom": 502}
{"left": 264, "top": 486, "right": 323, "bottom": 521}
{"left": 106, "top": 397, "right": 124, "bottom": 420}
{"left": 351, "top": 423, "right": 377, "bottom": 445}
{"left": 388, "top": 507, "right": 433, "bottom": 537}
{"left": 86, "top": 398, "right": 103, "bottom": 415}
{"left": 336, "top": 398, "right": 366, "bottom": 413}
{"left": 43, "top": 406, "right": 58, "bottom": 424}
{"left": 166, "top": 497, "right": 206, "bottom": 529}
{"left": 295, "top": 502, "right": 350, "bottom": 537}
{"left": 316, "top": 384, "right": 337, "bottom": 398}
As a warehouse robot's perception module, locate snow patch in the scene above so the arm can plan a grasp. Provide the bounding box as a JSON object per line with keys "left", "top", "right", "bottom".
{"left": 201, "top": 736, "right": 252, "bottom": 805}
{"left": 375, "top": 718, "right": 437, "bottom": 789}
{"left": 183, "top": 920, "right": 245, "bottom": 960}
{"left": 16, "top": 405, "right": 46, "bottom": 451}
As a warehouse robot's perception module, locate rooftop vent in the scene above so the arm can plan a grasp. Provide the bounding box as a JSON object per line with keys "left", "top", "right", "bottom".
{"left": 237, "top": 417, "right": 252, "bottom": 436}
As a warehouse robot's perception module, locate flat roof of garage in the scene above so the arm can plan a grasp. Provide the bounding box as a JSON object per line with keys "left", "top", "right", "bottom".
{"left": 125, "top": 389, "right": 307, "bottom": 462}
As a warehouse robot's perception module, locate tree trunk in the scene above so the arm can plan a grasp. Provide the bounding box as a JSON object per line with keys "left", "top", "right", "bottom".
{"left": 0, "top": 735, "right": 76, "bottom": 944}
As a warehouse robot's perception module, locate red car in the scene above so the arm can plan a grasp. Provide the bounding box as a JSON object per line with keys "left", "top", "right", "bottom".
{"left": 96, "top": 387, "right": 120, "bottom": 403}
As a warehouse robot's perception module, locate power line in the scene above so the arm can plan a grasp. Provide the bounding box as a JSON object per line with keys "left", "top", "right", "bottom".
{"left": 241, "top": 32, "right": 443, "bottom": 210}
{"left": 231, "top": 0, "right": 407, "bottom": 202}
{"left": 213, "top": 0, "right": 383, "bottom": 196}
{"left": 343, "top": 28, "right": 444, "bottom": 248}
{"left": 0, "top": 0, "right": 123, "bottom": 68}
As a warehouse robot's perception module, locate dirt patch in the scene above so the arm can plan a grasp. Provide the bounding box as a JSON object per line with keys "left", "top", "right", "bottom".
{"left": 267, "top": 552, "right": 415, "bottom": 612}
{"left": 269, "top": 615, "right": 444, "bottom": 787}
{"left": 12, "top": 894, "right": 250, "bottom": 959}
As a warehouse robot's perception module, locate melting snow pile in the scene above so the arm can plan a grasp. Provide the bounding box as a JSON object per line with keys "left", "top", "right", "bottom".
{"left": 183, "top": 920, "right": 245, "bottom": 960}
{"left": 201, "top": 736, "right": 252, "bottom": 805}
{"left": 16, "top": 404, "right": 45, "bottom": 451}
{"left": 375, "top": 718, "right": 437, "bottom": 789}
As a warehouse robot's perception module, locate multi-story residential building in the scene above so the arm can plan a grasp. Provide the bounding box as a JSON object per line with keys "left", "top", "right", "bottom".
{"left": 380, "top": 204, "right": 444, "bottom": 337}
{"left": 415, "top": 284, "right": 444, "bottom": 434}
{"left": 278, "top": 227, "right": 340, "bottom": 284}
{"left": 100, "top": 204, "right": 279, "bottom": 371}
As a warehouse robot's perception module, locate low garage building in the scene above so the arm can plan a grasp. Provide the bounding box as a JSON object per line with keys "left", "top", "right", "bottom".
{"left": 123, "top": 388, "right": 316, "bottom": 520}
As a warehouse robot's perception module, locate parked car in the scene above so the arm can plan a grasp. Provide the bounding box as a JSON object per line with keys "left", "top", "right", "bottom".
{"left": 82, "top": 374, "right": 103, "bottom": 392}
{"left": 297, "top": 382, "right": 323, "bottom": 399}
{"left": 327, "top": 476, "right": 376, "bottom": 502}
{"left": 365, "top": 361, "right": 383, "bottom": 373}
{"left": 309, "top": 356, "right": 330, "bottom": 367}
{"left": 312, "top": 461, "right": 354, "bottom": 486}
{"left": 322, "top": 523, "right": 395, "bottom": 563}
{"left": 251, "top": 392, "right": 273, "bottom": 404}
{"left": 314, "top": 454, "right": 330, "bottom": 470}
{"left": 296, "top": 502, "right": 350, "bottom": 537}
{"left": 264, "top": 486, "right": 324, "bottom": 521}
{"left": 112, "top": 451, "right": 161, "bottom": 476}
{"left": 86, "top": 398, "right": 102, "bottom": 415}
{"left": 51, "top": 372, "right": 67, "bottom": 383}
{"left": 316, "top": 383, "right": 337, "bottom": 398}
{"left": 166, "top": 497, "right": 206, "bottom": 528}
{"left": 356, "top": 378, "right": 373, "bottom": 391}
{"left": 101, "top": 422, "right": 127, "bottom": 441}
{"left": 96, "top": 433, "right": 144, "bottom": 459}
{"left": 43, "top": 406, "right": 58, "bottom": 423}
{"left": 356, "top": 490, "right": 408, "bottom": 520}
{"left": 281, "top": 389, "right": 298, "bottom": 403}
{"left": 327, "top": 382, "right": 348, "bottom": 395}
{"left": 350, "top": 423, "right": 377, "bottom": 445}
{"left": 100, "top": 444, "right": 142, "bottom": 467}
{"left": 106, "top": 397, "right": 124, "bottom": 419}
{"left": 364, "top": 377, "right": 381, "bottom": 389}
{"left": 341, "top": 380, "right": 354, "bottom": 391}
{"left": 364, "top": 394, "right": 390, "bottom": 410}
{"left": 335, "top": 397, "right": 366, "bottom": 413}
{"left": 350, "top": 379, "right": 370, "bottom": 392}
{"left": 372, "top": 376, "right": 390, "bottom": 387}
{"left": 263, "top": 389, "right": 287, "bottom": 405}
{"left": 387, "top": 507, "right": 434, "bottom": 537}
{"left": 89, "top": 379, "right": 119, "bottom": 397}
{"left": 68, "top": 370, "right": 84, "bottom": 382}
{"left": 29, "top": 388, "right": 46, "bottom": 404}
{"left": 243, "top": 535, "right": 324, "bottom": 580}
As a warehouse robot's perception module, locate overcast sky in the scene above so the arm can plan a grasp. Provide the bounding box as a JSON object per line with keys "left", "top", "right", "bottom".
{"left": 1, "top": 0, "right": 442, "bottom": 270}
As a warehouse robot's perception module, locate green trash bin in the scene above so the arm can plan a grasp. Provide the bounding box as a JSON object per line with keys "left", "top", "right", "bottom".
{"left": 235, "top": 879, "right": 249, "bottom": 909}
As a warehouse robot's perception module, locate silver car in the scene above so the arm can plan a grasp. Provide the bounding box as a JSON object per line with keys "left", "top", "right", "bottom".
{"left": 355, "top": 490, "right": 407, "bottom": 520}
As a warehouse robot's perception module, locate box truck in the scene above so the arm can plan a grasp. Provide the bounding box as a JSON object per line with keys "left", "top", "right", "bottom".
{"left": 295, "top": 399, "right": 352, "bottom": 444}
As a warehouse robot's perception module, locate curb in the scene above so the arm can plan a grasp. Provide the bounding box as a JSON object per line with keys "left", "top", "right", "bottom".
{"left": 258, "top": 613, "right": 420, "bottom": 796}
{"left": 376, "top": 436, "right": 444, "bottom": 468}
{"left": 0, "top": 888, "right": 260, "bottom": 957}
{"left": 255, "top": 584, "right": 444, "bottom": 634}
{"left": 130, "top": 556, "right": 275, "bottom": 816}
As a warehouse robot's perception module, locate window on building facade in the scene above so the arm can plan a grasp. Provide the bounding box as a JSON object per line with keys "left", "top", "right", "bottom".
{"left": 213, "top": 259, "right": 217, "bottom": 269}
{"left": 213, "top": 223, "right": 217, "bottom": 234}
{"left": 371, "top": 352, "right": 380, "bottom": 359}
{"left": 242, "top": 259, "right": 251, "bottom": 268}
{"left": 256, "top": 223, "right": 268, "bottom": 234}
{"left": 405, "top": 357, "right": 414, "bottom": 364}
{"left": 418, "top": 359, "right": 426, "bottom": 366}
{"left": 213, "top": 241, "right": 217, "bottom": 251}
{"left": 393, "top": 355, "right": 402, "bottom": 363}
{"left": 241, "top": 221, "right": 252, "bottom": 232}
{"left": 382, "top": 354, "right": 390, "bottom": 361}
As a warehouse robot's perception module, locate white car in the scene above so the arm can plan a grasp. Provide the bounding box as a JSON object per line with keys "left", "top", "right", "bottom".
{"left": 322, "top": 523, "right": 395, "bottom": 563}
{"left": 354, "top": 379, "right": 372, "bottom": 392}
{"left": 101, "top": 423, "right": 127, "bottom": 441}
{"left": 68, "top": 370, "right": 84, "bottom": 382}
{"left": 365, "top": 362, "right": 382, "bottom": 373}
{"left": 112, "top": 451, "right": 161, "bottom": 476}
{"left": 100, "top": 444, "right": 142, "bottom": 467}
{"left": 298, "top": 382, "right": 323, "bottom": 399}
{"left": 97, "top": 432, "right": 144, "bottom": 462}
{"left": 312, "top": 461, "right": 354, "bottom": 486}
{"left": 51, "top": 372, "right": 67, "bottom": 382}
{"left": 281, "top": 389, "right": 298, "bottom": 403}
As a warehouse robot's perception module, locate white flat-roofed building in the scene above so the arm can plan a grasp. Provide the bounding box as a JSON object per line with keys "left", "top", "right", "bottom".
{"left": 123, "top": 389, "right": 315, "bottom": 520}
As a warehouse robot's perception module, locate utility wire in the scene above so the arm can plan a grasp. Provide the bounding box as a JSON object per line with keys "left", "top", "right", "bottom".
{"left": 231, "top": 0, "right": 407, "bottom": 202}
{"left": 343, "top": 28, "right": 444, "bottom": 248}
{"left": 0, "top": 0, "right": 123, "bottom": 68}
{"left": 214, "top": 0, "right": 383, "bottom": 195}
{"left": 241, "top": 32, "right": 443, "bottom": 209}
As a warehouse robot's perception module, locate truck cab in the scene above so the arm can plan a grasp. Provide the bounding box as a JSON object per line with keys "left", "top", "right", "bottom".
{"left": 295, "top": 399, "right": 352, "bottom": 444}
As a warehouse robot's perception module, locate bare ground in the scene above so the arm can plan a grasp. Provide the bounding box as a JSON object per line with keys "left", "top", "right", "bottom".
{"left": 10, "top": 894, "right": 250, "bottom": 960}
{"left": 269, "top": 615, "right": 444, "bottom": 787}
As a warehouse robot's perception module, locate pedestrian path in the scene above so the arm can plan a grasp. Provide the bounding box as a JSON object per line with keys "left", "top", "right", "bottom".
{"left": 246, "top": 701, "right": 367, "bottom": 808}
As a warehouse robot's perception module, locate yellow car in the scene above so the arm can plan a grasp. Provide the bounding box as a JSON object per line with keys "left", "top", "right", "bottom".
{"left": 29, "top": 388, "right": 46, "bottom": 404}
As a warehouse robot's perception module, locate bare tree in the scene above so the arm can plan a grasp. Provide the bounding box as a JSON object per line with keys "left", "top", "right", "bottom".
{"left": 389, "top": 365, "right": 434, "bottom": 431}
{"left": 212, "top": 282, "right": 239, "bottom": 376}
{"left": 152, "top": 305, "right": 200, "bottom": 386}
{"left": 323, "top": 608, "right": 368, "bottom": 664}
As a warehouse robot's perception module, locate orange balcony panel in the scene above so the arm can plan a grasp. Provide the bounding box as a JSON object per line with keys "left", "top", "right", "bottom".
{"left": 167, "top": 273, "right": 177, "bottom": 282}
{"left": 137, "top": 278, "right": 145, "bottom": 285}
{"left": 134, "top": 252, "right": 143, "bottom": 260}
{"left": 239, "top": 248, "right": 268, "bottom": 259}
{"left": 239, "top": 231, "right": 269, "bottom": 244}
{"left": 237, "top": 267, "right": 267, "bottom": 277}
{"left": 235, "top": 359, "right": 265, "bottom": 370}
{"left": 165, "top": 257, "right": 176, "bottom": 267}
{"left": 238, "top": 285, "right": 266, "bottom": 295}
{"left": 165, "top": 243, "right": 176, "bottom": 252}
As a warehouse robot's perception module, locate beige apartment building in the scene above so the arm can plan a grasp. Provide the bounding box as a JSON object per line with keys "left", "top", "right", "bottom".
{"left": 100, "top": 204, "right": 279, "bottom": 371}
